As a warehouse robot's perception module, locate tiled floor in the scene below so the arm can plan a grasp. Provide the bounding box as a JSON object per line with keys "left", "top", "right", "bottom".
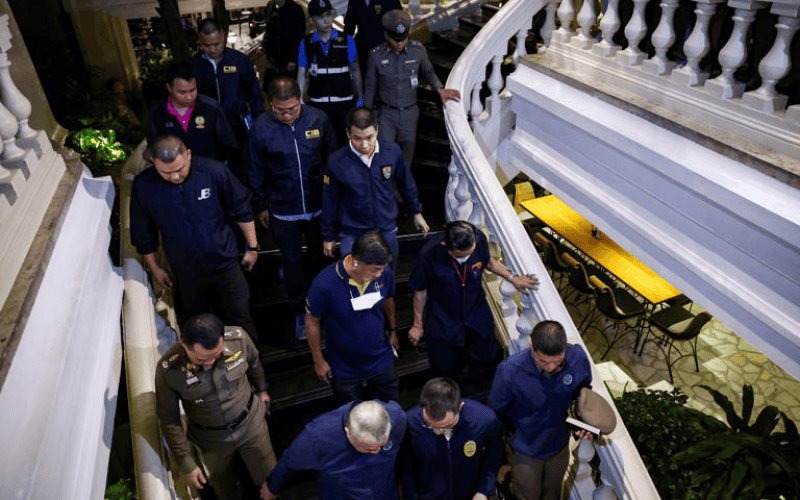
{"left": 562, "top": 292, "right": 800, "bottom": 427}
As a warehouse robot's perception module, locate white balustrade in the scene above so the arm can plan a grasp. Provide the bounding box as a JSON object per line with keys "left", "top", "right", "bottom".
{"left": 487, "top": 54, "right": 505, "bottom": 106}
{"left": 672, "top": 0, "right": 724, "bottom": 86}
{"left": 742, "top": 4, "right": 800, "bottom": 112}
{"left": 616, "top": 0, "right": 650, "bottom": 65}
{"left": 470, "top": 81, "right": 483, "bottom": 119}
{"left": 705, "top": 1, "right": 764, "bottom": 98}
{"left": 573, "top": 0, "right": 598, "bottom": 49}
{"left": 554, "top": 0, "right": 577, "bottom": 43}
{"left": 593, "top": 0, "right": 622, "bottom": 57}
{"left": 541, "top": 0, "right": 558, "bottom": 48}
{"left": 453, "top": 170, "right": 474, "bottom": 221}
{"left": 642, "top": 0, "right": 681, "bottom": 74}
{"left": 514, "top": 28, "right": 528, "bottom": 64}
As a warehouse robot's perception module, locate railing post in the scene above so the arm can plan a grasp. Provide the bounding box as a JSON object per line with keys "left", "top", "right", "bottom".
{"left": 541, "top": 0, "right": 559, "bottom": 48}
{"left": 454, "top": 169, "right": 474, "bottom": 221}
{"left": 554, "top": 0, "right": 577, "bottom": 43}
{"left": 704, "top": 1, "right": 765, "bottom": 99}
{"left": 487, "top": 54, "right": 504, "bottom": 107}
{"left": 573, "top": 0, "right": 598, "bottom": 49}
{"left": 615, "top": 0, "right": 650, "bottom": 65}
{"left": 593, "top": 0, "right": 622, "bottom": 57}
{"left": 642, "top": 0, "right": 681, "bottom": 75}
{"left": 470, "top": 81, "right": 483, "bottom": 120}
{"left": 741, "top": 3, "right": 800, "bottom": 112}
{"left": 671, "top": 0, "right": 724, "bottom": 86}
{"left": 514, "top": 28, "right": 528, "bottom": 64}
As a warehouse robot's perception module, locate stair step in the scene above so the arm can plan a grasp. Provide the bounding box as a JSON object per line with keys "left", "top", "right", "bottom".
{"left": 480, "top": 1, "right": 502, "bottom": 16}
{"left": 433, "top": 29, "right": 474, "bottom": 52}
{"left": 458, "top": 14, "right": 491, "bottom": 36}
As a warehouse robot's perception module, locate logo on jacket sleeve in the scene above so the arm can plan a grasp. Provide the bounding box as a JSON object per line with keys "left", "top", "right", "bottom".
{"left": 563, "top": 374, "right": 573, "bottom": 385}
{"left": 197, "top": 188, "right": 211, "bottom": 201}
{"left": 464, "top": 440, "right": 477, "bottom": 457}
{"left": 381, "top": 165, "right": 392, "bottom": 179}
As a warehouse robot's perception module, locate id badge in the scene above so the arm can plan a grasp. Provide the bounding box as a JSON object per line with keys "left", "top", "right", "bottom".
{"left": 410, "top": 75, "right": 419, "bottom": 88}
{"left": 310, "top": 63, "right": 318, "bottom": 76}
{"left": 350, "top": 290, "right": 382, "bottom": 311}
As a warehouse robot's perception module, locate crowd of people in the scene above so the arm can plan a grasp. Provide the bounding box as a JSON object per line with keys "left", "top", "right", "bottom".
{"left": 131, "top": 4, "right": 608, "bottom": 499}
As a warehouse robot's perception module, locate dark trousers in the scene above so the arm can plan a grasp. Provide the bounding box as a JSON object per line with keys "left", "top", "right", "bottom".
{"left": 512, "top": 446, "right": 571, "bottom": 500}
{"left": 309, "top": 99, "right": 354, "bottom": 147}
{"left": 270, "top": 215, "right": 324, "bottom": 315}
{"left": 427, "top": 327, "right": 498, "bottom": 382}
{"left": 377, "top": 105, "right": 419, "bottom": 170}
{"left": 330, "top": 364, "right": 400, "bottom": 406}
{"left": 175, "top": 264, "right": 258, "bottom": 341}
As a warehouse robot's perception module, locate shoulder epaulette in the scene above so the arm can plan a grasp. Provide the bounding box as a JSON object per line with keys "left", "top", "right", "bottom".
{"left": 160, "top": 345, "right": 183, "bottom": 369}
{"left": 224, "top": 326, "right": 244, "bottom": 339}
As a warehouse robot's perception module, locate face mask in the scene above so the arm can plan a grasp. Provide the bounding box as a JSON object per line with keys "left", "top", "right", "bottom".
{"left": 454, "top": 255, "right": 470, "bottom": 264}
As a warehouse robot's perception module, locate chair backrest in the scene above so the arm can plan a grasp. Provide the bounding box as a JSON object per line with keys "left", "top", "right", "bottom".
{"left": 670, "top": 312, "right": 713, "bottom": 340}
{"left": 533, "top": 232, "right": 549, "bottom": 253}
{"left": 563, "top": 253, "right": 594, "bottom": 294}
{"left": 590, "top": 275, "right": 618, "bottom": 316}
{"left": 538, "top": 235, "right": 567, "bottom": 272}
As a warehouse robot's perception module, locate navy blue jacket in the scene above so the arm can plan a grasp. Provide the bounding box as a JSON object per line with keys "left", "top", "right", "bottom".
{"left": 488, "top": 345, "right": 592, "bottom": 459}
{"left": 130, "top": 157, "right": 253, "bottom": 277}
{"left": 322, "top": 140, "right": 422, "bottom": 240}
{"left": 408, "top": 231, "right": 494, "bottom": 347}
{"left": 248, "top": 105, "right": 336, "bottom": 215}
{"left": 147, "top": 95, "right": 238, "bottom": 164}
{"left": 402, "top": 399, "right": 503, "bottom": 499}
{"left": 190, "top": 48, "right": 265, "bottom": 126}
{"left": 344, "top": 0, "right": 402, "bottom": 60}
{"left": 268, "top": 400, "right": 407, "bottom": 499}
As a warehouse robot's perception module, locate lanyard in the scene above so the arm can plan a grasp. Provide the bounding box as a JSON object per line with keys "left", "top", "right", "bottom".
{"left": 451, "top": 260, "right": 468, "bottom": 288}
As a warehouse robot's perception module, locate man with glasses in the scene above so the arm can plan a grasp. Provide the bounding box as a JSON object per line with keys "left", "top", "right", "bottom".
{"left": 488, "top": 321, "right": 593, "bottom": 500}
{"left": 249, "top": 77, "right": 336, "bottom": 342}
{"left": 130, "top": 135, "right": 260, "bottom": 339}
{"left": 263, "top": 400, "right": 406, "bottom": 499}
{"left": 402, "top": 378, "right": 503, "bottom": 500}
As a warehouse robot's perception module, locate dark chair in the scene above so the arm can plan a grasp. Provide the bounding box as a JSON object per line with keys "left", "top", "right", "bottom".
{"left": 561, "top": 253, "right": 600, "bottom": 332}
{"left": 641, "top": 306, "right": 712, "bottom": 384}
{"left": 589, "top": 276, "right": 646, "bottom": 359}
{"left": 533, "top": 232, "right": 569, "bottom": 288}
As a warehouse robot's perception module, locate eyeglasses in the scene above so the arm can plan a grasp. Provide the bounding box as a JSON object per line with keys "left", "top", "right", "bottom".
{"left": 272, "top": 102, "right": 301, "bottom": 116}
{"left": 422, "top": 413, "right": 460, "bottom": 433}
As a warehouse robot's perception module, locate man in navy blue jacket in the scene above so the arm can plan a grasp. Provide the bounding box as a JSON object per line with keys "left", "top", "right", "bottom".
{"left": 263, "top": 400, "right": 407, "bottom": 499}
{"left": 321, "top": 106, "right": 428, "bottom": 260}
{"left": 130, "top": 135, "right": 260, "bottom": 340}
{"left": 488, "top": 321, "right": 593, "bottom": 500}
{"left": 403, "top": 377, "right": 503, "bottom": 500}
{"left": 249, "top": 77, "right": 336, "bottom": 340}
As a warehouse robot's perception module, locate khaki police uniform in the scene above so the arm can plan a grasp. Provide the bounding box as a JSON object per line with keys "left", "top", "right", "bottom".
{"left": 364, "top": 9, "right": 443, "bottom": 169}
{"left": 155, "top": 327, "right": 276, "bottom": 499}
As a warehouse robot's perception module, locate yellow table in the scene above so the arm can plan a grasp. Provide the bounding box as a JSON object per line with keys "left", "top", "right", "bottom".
{"left": 522, "top": 196, "right": 681, "bottom": 304}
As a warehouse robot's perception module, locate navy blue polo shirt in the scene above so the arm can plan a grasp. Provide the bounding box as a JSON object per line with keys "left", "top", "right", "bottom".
{"left": 408, "top": 231, "right": 494, "bottom": 346}
{"left": 488, "top": 345, "right": 592, "bottom": 459}
{"left": 306, "top": 258, "right": 395, "bottom": 379}
{"left": 129, "top": 157, "right": 253, "bottom": 277}
{"left": 268, "top": 400, "right": 407, "bottom": 499}
{"left": 402, "top": 399, "right": 503, "bottom": 499}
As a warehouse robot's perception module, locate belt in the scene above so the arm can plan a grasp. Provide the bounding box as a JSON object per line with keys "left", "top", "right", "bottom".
{"left": 198, "top": 395, "right": 254, "bottom": 431}
{"left": 380, "top": 102, "right": 416, "bottom": 111}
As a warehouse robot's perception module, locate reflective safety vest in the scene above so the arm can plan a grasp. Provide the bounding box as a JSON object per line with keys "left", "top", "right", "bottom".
{"left": 305, "top": 32, "right": 354, "bottom": 102}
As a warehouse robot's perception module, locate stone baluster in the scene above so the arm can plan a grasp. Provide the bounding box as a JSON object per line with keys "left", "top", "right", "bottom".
{"left": 642, "top": 0, "right": 681, "bottom": 75}
{"left": 705, "top": 1, "right": 764, "bottom": 98}
{"left": 593, "top": 0, "right": 622, "bottom": 57}
{"left": 487, "top": 54, "right": 504, "bottom": 107}
{"left": 0, "top": 96, "right": 25, "bottom": 164}
{"left": 572, "top": 439, "right": 598, "bottom": 498}
{"left": 0, "top": 16, "right": 37, "bottom": 151}
{"left": 671, "top": 0, "right": 723, "bottom": 86}
{"left": 573, "top": 0, "right": 598, "bottom": 49}
{"left": 453, "top": 171, "right": 473, "bottom": 221}
{"left": 515, "top": 293, "right": 536, "bottom": 350}
{"left": 514, "top": 28, "right": 528, "bottom": 64}
{"left": 741, "top": 3, "right": 800, "bottom": 112}
{"left": 468, "top": 187, "right": 484, "bottom": 227}
{"left": 445, "top": 160, "right": 460, "bottom": 222}
{"left": 499, "top": 278, "right": 518, "bottom": 320}
{"left": 615, "top": 0, "right": 650, "bottom": 65}
{"left": 541, "top": 0, "right": 558, "bottom": 48}
{"left": 554, "top": 0, "right": 577, "bottom": 43}
{"left": 470, "top": 81, "right": 483, "bottom": 120}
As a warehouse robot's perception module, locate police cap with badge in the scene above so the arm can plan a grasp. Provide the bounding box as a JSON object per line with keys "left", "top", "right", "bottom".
{"left": 566, "top": 388, "right": 618, "bottom": 436}
{"left": 382, "top": 9, "right": 411, "bottom": 41}
{"left": 308, "top": 0, "right": 333, "bottom": 17}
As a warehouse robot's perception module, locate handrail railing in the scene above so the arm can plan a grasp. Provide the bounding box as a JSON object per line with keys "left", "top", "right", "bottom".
{"left": 443, "top": 0, "right": 659, "bottom": 497}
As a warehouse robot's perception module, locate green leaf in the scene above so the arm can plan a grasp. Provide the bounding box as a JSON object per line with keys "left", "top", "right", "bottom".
{"left": 744, "top": 454, "right": 765, "bottom": 498}
{"left": 726, "top": 459, "right": 748, "bottom": 496}
{"left": 696, "top": 385, "right": 743, "bottom": 431}
{"left": 741, "top": 384, "right": 754, "bottom": 426}
{"left": 751, "top": 406, "right": 780, "bottom": 436}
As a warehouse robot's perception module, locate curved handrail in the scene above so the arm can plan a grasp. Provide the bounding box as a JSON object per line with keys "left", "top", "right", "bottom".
{"left": 443, "top": 1, "right": 660, "bottom": 498}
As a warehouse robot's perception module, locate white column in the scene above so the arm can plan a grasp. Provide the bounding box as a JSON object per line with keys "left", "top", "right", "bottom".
{"left": 541, "top": 0, "right": 559, "bottom": 48}
{"left": 454, "top": 171, "right": 473, "bottom": 221}
{"left": 470, "top": 81, "right": 483, "bottom": 120}
{"left": 593, "top": 0, "right": 622, "bottom": 57}
{"left": 615, "top": 0, "right": 650, "bottom": 65}
{"left": 514, "top": 28, "right": 528, "bottom": 64}
{"left": 445, "top": 160, "right": 460, "bottom": 222}
{"left": 573, "top": 0, "right": 598, "bottom": 49}
{"left": 554, "top": 0, "right": 577, "bottom": 43}
{"left": 468, "top": 186, "right": 484, "bottom": 227}
{"left": 671, "top": 0, "right": 724, "bottom": 86}
{"left": 572, "top": 439, "right": 599, "bottom": 498}
{"left": 705, "top": 1, "right": 764, "bottom": 98}
{"left": 487, "top": 54, "right": 504, "bottom": 108}
{"left": 741, "top": 4, "right": 800, "bottom": 112}
{"left": 642, "top": 0, "right": 681, "bottom": 75}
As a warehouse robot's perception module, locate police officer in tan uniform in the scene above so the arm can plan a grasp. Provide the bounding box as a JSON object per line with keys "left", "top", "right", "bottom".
{"left": 155, "top": 313, "right": 276, "bottom": 499}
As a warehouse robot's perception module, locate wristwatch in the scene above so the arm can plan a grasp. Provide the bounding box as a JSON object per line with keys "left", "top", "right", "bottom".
{"left": 246, "top": 244, "right": 260, "bottom": 252}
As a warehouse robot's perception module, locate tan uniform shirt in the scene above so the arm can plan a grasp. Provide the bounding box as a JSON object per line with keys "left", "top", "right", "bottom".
{"left": 155, "top": 327, "right": 267, "bottom": 474}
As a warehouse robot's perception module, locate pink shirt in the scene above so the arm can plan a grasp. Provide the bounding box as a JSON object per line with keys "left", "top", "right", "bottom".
{"left": 167, "top": 100, "right": 195, "bottom": 133}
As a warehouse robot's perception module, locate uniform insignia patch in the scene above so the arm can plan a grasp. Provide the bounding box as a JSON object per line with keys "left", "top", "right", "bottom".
{"left": 563, "top": 374, "right": 573, "bottom": 385}
{"left": 224, "top": 351, "right": 242, "bottom": 363}
{"left": 227, "top": 358, "right": 245, "bottom": 371}
{"left": 323, "top": 174, "right": 330, "bottom": 185}
{"left": 381, "top": 165, "right": 392, "bottom": 179}
{"left": 305, "top": 128, "right": 321, "bottom": 139}
{"left": 382, "top": 439, "right": 393, "bottom": 451}
{"left": 464, "top": 440, "right": 477, "bottom": 457}
{"left": 396, "top": 24, "right": 406, "bottom": 34}
{"left": 374, "top": 4, "right": 382, "bottom": 14}
{"left": 195, "top": 115, "right": 205, "bottom": 129}
{"left": 162, "top": 360, "right": 169, "bottom": 369}
{"left": 224, "top": 328, "right": 242, "bottom": 338}
{"left": 223, "top": 65, "right": 237, "bottom": 73}
{"left": 186, "top": 376, "right": 200, "bottom": 387}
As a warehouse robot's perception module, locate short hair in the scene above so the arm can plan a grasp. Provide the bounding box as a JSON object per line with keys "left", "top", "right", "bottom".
{"left": 147, "top": 135, "right": 187, "bottom": 163}
{"left": 182, "top": 313, "right": 224, "bottom": 349}
{"left": 351, "top": 231, "right": 392, "bottom": 265}
{"left": 166, "top": 61, "right": 195, "bottom": 85}
{"left": 346, "top": 401, "right": 391, "bottom": 443}
{"left": 268, "top": 76, "right": 301, "bottom": 101}
{"left": 420, "top": 378, "right": 461, "bottom": 420}
{"left": 198, "top": 18, "right": 222, "bottom": 36}
{"left": 346, "top": 107, "right": 377, "bottom": 131}
{"left": 444, "top": 221, "right": 477, "bottom": 251}
{"left": 530, "top": 320, "right": 567, "bottom": 355}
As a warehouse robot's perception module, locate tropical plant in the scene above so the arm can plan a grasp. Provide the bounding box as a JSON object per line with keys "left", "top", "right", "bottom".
{"left": 673, "top": 384, "right": 800, "bottom": 499}
{"left": 105, "top": 477, "right": 136, "bottom": 499}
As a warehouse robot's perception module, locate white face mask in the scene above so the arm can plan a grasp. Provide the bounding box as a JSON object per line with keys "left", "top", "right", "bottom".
{"left": 453, "top": 255, "right": 470, "bottom": 264}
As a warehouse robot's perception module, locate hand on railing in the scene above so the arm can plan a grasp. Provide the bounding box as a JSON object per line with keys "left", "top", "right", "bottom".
{"left": 438, "top": 87, "right": 462, "bottom": 103}
{"left": 414, "top": 213, "right": 430, "bottom": 234}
